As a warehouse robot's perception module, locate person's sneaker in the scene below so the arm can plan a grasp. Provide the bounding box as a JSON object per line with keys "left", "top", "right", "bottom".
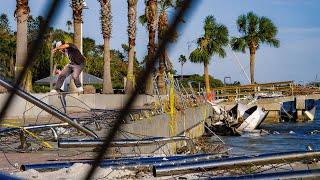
{"left": 50, "top": 89, "right": 65, "bottom": 93}
{"left": 50, "top": 89, "right": 58, "bottom": 93}
{"left": 76, "top": 87, "right": 84, "bottom": 93}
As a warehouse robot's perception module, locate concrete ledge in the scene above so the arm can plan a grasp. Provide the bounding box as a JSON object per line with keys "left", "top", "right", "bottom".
{"left": 0, "top": 93, "right": 156, "bottom": 120}
{"left": 103, "top": 104, "right": 213, "bottom": 155}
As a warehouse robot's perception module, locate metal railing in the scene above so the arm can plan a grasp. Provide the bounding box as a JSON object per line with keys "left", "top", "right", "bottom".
{"left": 212, "top": 81, "right": 295, "bottom": 99}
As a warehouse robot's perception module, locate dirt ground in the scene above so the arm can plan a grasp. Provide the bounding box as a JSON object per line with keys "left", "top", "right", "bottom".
{"left": 0, "top": 150, "right": 97, "bottom": 173}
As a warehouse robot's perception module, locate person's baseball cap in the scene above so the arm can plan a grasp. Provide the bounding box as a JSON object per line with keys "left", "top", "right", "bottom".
{"left": 55, "top": 41, "right": 63, "bottom": 48}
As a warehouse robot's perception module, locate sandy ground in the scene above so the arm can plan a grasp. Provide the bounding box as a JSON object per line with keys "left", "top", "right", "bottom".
{"left": 0, "top": 150, "right": 97, "bottom": 173}
{"left": 1, "top": 151, "right": 204, "bottom": 179}
{"left": 3, "top": 150, "right": 320, "bottom": 180}
{"left": 11, "top": 163, "right": 205, "bottom": 180}
{"left": 14, "top": 163, "right": 139, "bottom": 180}
{"left": 12, "top": 163, "right": 213, "bottom": 180}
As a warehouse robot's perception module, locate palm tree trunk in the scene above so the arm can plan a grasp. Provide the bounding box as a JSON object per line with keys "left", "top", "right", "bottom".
{"left": 10, "top": 53, "right": 15, "bottom": 79}
{"left": 249, "top": 48, "right": 256, "bottom": 84}
{"left": 73, "top": 20, "right": 82, "bottom": 50}
{"left": 158, "top": 49, "right": 166, "bottom": 95}
{"left": 204, "top": 62, "right": 210, "bottom": 93}
{"left": 157, "top": 11, "right": 167, "bottom": 95}
{"left": 125, "top": 0, "right": 137, "bottom": 94}
{"left": 68, "top": 17, "right": 82, "bottom": 92}
{"left": 102, "top": 38, "right": 113, "bottom": 94}
{"left": 145, "top": 0, "right": 157, "bottom": 95}
{"left": 15, "top": 0, "right": 29, "bottom": 91}
{"left": 181, "top": 64, "right": 183, "bottom": 80}
{"left": 70, "top": 1, "right": 84, "bottom": 92}
{"left": 125, "top": 44, "right": 134, "bottom": 93}
{"left": 23, "top": 70, "right": 32, "bottom": 92}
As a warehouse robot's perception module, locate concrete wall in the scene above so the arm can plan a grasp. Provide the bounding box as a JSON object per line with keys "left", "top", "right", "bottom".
{"left": 107, "top": 104, "right": 212, "bottom": 155}
{"left": 0, "top": 92, "right": 212, "bottom": 155}
{"left": 0, "top": 93, "right": 156, "bottom": 120}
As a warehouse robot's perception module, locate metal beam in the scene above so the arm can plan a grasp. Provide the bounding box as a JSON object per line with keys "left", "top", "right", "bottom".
{"left": 209, "top": 169, "right": 320, "bottom": 180}
{"left": 0, "top": 122, "right": 69, "bottom": 134}
{"left": 58, "top": 136, "right": 189, "bottom": 148}
{"left": 0, "top": 79, "right": 98, "bottom": 139}
{"left": 21, "top": 153, "right": 222, "bottom": 171}
{"left": 153, "top": 150, "right": 320, "bottom": 177}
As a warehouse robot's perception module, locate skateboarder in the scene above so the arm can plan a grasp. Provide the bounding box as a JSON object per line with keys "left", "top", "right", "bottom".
{"left": 51, "top": 40, "right": 85, "bottom": 93}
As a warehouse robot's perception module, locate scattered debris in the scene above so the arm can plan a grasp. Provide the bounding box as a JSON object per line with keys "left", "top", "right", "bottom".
{"left": 206, "top": 102, "right": 269, "bottom": 136}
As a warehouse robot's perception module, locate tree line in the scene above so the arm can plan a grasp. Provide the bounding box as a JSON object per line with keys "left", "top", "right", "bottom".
{"left": 0, "top": 13, "right": 143, "bottom": 92}
{"left": 1, "top": 0, "right": 279, "bottom": 94}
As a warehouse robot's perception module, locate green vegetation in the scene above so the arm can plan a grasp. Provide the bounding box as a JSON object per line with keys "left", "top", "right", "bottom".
{"left": 179, "top": 74, "right": 224, "bottom": 90}
{"left": 178, "top": 54, "right": 187, "bottom": 78}
{"left": 0, "top": 13, "right": 143, "bottom": 93}
{"left": 0, "top": 13, "right": 15, "bottom": 81}
{"left": 1, "top": 1, "right": 280, "bottom": 94}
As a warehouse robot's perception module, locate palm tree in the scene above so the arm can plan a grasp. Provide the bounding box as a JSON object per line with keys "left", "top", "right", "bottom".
{"left": 70, "top": 0, "right": 85, "bottom": 50}
{"left": 144, "top": 0, "right": 157, "bottom": 95}
{"left": 99, "top": 0, "right": 113, "bottom": 94}
{"left": 66, "top": 20, "right": 73, "bottom": 32}
{"left": 15, "top": 0, "right": 30, "bottom": 91}
{"left": 230, "top": 12, "right": 279, "bottom": 84}
{"left": 125, "top": 0, "right": 138, "bottom": 93}
{"left": 178, "top": 54, "right": 186, "bottom": 80}
{"left": 157, "top": 0, "right": 175, "bottom": 95}
{"left": 0, "top": 14, "right": 11, "bottom": 34}
{"left": 189, "top": 15, "right": 229, "bottom": 93}
{"left": 70, "top": 0, "right": 86, "bottom": 92}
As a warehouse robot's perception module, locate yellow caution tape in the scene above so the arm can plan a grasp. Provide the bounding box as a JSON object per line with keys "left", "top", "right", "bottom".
{"left": 127, "top": 73, "right": 136, "bottom": 87}
{"left": 1, "top": 123, "right": 53, "bottom": 149}
{"left": 1, "top": 119, "right": 20, "bottom": 126}
{"left": 168, "top": 72, "right": 176, "bottom": 137}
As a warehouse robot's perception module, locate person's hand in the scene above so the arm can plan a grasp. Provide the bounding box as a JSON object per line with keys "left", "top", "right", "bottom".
{"left": 51, "top": 48, "right": 57, "bottom": 54}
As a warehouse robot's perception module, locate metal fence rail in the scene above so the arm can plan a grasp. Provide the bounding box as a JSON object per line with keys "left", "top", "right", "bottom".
{"left": 212, "top": 81, "right": 294, "bottom": 99}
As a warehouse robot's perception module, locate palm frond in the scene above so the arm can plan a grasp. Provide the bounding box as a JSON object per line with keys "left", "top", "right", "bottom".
{"left": 247, "top": 11, "right": 259, "bottom": 35}
{"left": 178, "top": 54, "right": 187, "bottom": 64}
{"left": 213, "top": 24, "right": 229, "bottom": 45}
{"left": 237, "top": 14, "right": 247, "bottom": 34}
{"left": 138, "top": 14, "right": 147, "bottom": 26}
{"left": 189, "top": 48, "right": 210, "bottom": 64}
{"left": 265, "top": 38, "right": 280, "bottom": 48}
{"left": 211, "top": 43, "right": 226, "bottom": 58}
{"left": 258, "top": 16, "right": 278, "bottom": 44}
{"left": 233, "top": 12, "right": 279, "bottom": 53}
{"left": 190, "top": 15, "right": 229, "bottom": 64}
{"left": 204, "top": 15, "right": 216, "bottom": 36}
{"left": 159, "top": 0, "right": 174, "bottom": 11}
{"left": 230, "top": 37, "right": 247, "bottom": 53}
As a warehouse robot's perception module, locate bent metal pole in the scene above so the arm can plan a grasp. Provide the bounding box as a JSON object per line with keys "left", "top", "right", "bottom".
{"left": 0, "top": 79, "right": 98, "bottom": 139}
{"left": 153, "top": 150, "right": 320, "bottom": 177}
{"left": 58, "top": 136, "right": 189, "bottom": 148}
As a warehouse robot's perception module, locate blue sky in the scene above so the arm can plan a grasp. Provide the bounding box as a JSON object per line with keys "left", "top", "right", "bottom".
{"left": 1, "top": 0, "right": 320, "bottom": 84}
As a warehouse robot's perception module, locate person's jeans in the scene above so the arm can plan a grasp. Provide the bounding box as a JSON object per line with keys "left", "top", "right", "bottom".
{"left": 55, "top": 63, "right": 84, "bottom": 90}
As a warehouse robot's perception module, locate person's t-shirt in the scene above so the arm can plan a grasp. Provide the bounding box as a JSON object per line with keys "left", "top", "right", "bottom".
{"left": 65, "top": 43, "right": 85, "bottom": 65}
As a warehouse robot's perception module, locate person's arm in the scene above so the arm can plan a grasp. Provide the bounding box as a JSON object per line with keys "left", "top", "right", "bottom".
{"left": 52, "top": 43, "right": 70, "bottom": 54}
